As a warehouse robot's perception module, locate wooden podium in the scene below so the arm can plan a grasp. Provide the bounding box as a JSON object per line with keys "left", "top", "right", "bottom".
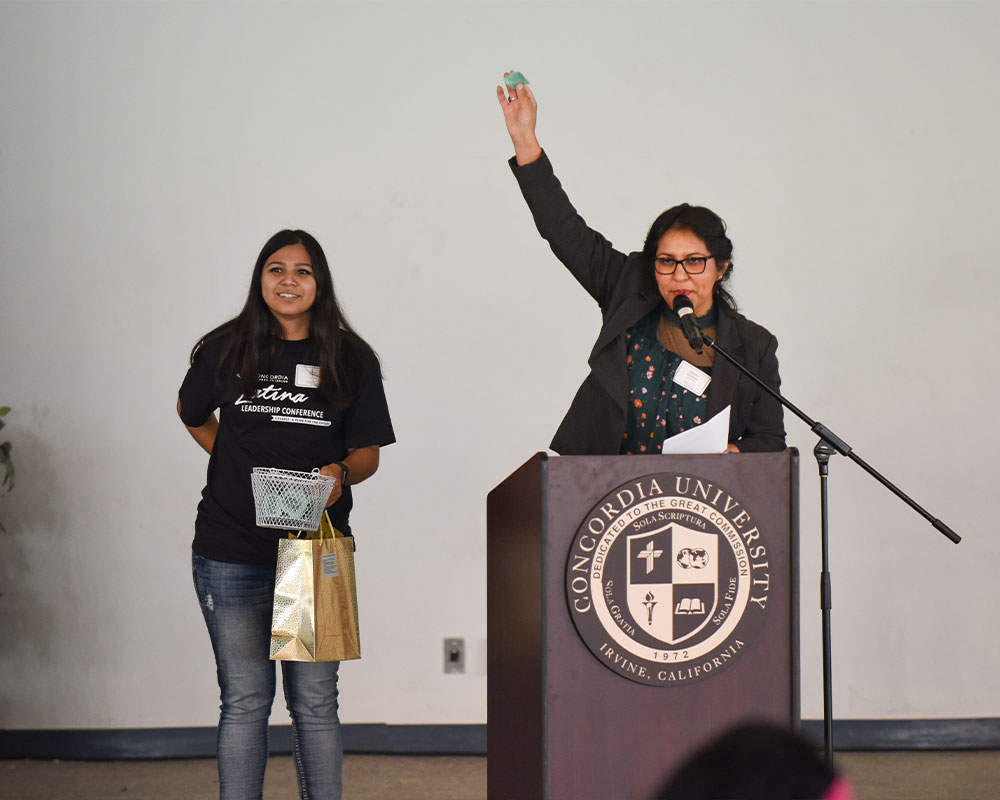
{"left": 486, "top": 451, "right": 799, "bottom": 800}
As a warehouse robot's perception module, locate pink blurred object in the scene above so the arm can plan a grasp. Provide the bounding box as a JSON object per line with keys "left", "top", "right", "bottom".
{"left": 822, "top": 777, "right": 855, "bottom": 800}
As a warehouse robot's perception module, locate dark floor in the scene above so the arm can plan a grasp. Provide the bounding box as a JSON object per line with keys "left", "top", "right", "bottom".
{"left": 2, "top": 751, "right": 999, "bottom": 799}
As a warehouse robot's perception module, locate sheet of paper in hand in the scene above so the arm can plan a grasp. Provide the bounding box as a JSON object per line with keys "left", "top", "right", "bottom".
{"left": 661, "top": 405, "right": 731, "bottom": 455}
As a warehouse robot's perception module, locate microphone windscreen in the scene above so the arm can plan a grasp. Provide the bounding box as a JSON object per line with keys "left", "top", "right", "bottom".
{"left": 673, "top": 295, "right": 695, "bottom": 316}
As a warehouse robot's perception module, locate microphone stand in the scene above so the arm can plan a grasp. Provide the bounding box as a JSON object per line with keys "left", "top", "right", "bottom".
{"left": 698, "top": 330, "right": 961, "bottom": 766}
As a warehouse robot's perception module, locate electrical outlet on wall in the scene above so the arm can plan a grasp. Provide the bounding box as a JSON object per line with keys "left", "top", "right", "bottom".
{"left": 444, "top": 638, "right": 465, "bottom": 674}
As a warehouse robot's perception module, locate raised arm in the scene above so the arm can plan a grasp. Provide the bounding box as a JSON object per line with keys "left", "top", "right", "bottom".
{"left": 497, "top": 73, "right": 542, "bottom": 166}
{"left": 497, "top": 72, "right": 629, "bottom": 310}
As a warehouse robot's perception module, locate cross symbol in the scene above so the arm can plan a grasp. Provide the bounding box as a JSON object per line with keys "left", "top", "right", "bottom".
{"left": 637, "top": 541, "right": 663, "bottom": 574}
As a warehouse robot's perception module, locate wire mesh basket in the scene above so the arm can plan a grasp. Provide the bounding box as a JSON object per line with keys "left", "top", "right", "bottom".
{"left": 251, "top": 467, "right": 336, "bottom": 531}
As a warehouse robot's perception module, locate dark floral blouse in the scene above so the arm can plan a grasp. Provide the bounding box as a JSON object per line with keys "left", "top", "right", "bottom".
{"left": 621, "top": 309, "right": 713, "bottom": 455}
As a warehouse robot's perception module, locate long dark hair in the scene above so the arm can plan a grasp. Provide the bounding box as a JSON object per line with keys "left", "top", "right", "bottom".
{"left": 190, "top": 229, "right": 371, "bottom": 407}
{"left": 643, "top": 204, "right": 737, "bottom": 311}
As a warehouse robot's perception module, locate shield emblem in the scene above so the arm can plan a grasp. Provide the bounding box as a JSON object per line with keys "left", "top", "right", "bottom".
{"left": 626, "top": 523, "right": 718, "bottom": 644}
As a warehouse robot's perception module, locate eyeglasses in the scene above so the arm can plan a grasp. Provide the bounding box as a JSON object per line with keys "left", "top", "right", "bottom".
{"left": 653, "top": 256, "right": 714, "bottom": 275}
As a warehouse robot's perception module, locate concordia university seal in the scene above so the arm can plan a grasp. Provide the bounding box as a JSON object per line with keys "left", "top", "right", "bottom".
{"left": 565, "top": 473, "right": 771, "bottom": 686}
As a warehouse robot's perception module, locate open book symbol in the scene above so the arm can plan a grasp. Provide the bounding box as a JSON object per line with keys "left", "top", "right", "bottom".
{"left": 675, "top": 597, "right": 706, "bottom": 615}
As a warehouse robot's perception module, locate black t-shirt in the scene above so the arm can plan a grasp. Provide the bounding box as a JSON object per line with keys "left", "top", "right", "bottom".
{"left": 178, "top": 335, "right": 395, "bottom": 565}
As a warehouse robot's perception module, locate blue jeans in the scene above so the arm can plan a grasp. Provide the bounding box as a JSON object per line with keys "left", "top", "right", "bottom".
{"left": 192, "top": 553, "right": 343, "bottom": 800}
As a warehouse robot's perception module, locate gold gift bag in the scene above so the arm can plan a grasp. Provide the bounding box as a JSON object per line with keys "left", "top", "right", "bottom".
{"left": 270, "top": 511, "right": 361, "bottom": 662}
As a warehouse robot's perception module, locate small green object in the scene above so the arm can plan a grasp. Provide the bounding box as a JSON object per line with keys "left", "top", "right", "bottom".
{"left": 279, "top": 489, "right": 308, "bottom": 519}
{"left": 503, "top": 71, "right": 529, "bottom": 89}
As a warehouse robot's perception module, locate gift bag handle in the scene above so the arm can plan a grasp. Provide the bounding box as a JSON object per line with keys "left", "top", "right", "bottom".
{"left": 291, "top": 510, "right": 346, "bottom": 541}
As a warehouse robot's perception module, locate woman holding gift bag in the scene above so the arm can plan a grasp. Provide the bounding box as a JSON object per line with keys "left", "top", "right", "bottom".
{"left": 177, "top": 229, "right": 395, "bottom": 799}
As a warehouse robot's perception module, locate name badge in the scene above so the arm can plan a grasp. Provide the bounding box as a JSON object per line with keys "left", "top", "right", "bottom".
{"left": 673, "top": 360, "right": 711, "bottom": 396}
{"left": 295, "top": 364, "right": 320, "bottom": 389}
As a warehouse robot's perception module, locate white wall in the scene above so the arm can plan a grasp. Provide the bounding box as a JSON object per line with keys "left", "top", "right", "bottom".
{"left": 1, "top": 0, "right": 997, "bottom": 730}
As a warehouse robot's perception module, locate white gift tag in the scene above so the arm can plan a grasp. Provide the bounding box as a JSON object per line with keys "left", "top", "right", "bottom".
{"left": 673, "top": 360, "right": 711, "bottom": 396}
{"left": 321, "top": 552, "right": 339, "bottom": 578}
{"left": 295, "top": 364, "right": 320, "bottom": 389}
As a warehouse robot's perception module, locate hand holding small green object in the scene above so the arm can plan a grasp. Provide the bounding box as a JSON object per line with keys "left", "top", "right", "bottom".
{"left": 503, "top": 71, "right": 529, "bottom": 88}
{"left": 497, "top": 70, "right": 541, "bottom": 166}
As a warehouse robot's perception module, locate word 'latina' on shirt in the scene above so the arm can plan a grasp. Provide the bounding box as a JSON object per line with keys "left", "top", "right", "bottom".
{"left": 235, "top": 384, "right": 309, "bottom": 406}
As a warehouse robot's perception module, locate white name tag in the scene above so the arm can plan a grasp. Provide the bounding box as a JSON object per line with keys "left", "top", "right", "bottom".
{"left": 673, "top": 360, "right": 711, "bottom": 396}
{"left": 295, "top": 364, "right": 320, "bottom": 389}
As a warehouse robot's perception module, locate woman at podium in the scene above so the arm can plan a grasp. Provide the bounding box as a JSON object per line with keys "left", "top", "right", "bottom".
{"left": 497, "top": 73, "right": 786, "bottom": 456}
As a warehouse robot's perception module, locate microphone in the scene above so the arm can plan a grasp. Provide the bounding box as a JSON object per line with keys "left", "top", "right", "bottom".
{"left": 672, "top": 295, "right": 704, "bottom": 354}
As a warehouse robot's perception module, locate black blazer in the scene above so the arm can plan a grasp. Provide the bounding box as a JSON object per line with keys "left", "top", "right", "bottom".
{"left": 511, "top": 151, "right": 786, "bottom": 456}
